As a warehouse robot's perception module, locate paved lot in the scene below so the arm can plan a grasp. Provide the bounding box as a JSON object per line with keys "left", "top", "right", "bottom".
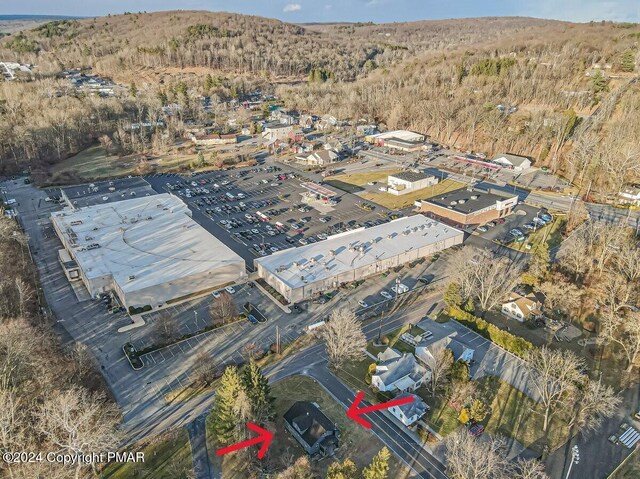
{"left": 144, "top": 166, "right": 393, "bottom": 271}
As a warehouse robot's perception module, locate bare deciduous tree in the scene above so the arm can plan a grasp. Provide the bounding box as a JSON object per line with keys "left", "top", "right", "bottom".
{"left": 524, "top": 346, "right": 584, "bottom": 432}
{"left": 192, "top": 351, "right": 220, "bottom": 386}
{"left": 568, "top": 380, "right": 620, "bottom": 435}
{"left": 601, "top": 310, "right": 640, "bottom": 372}
{"left": 449, "top": 247, "right": 523, "bottom": 311}
{"left": 38, "top": 387, "right": 120, "bottom": 479}
{"left": 420, "top": 347, "right": 453, "bottom": 396}
{"left": 320, "top": 309, "right": 366, "bottom": 368}
{"left": 445, "top": 430, "right": 510, "bottom": 479}
{"left": 153, "top": 313, "right": 180, "bottom": 342}
{"left": 209, "top": 292, "right": 237, "bottom": 326}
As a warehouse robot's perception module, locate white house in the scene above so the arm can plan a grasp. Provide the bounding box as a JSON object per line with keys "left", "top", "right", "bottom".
{"left": 492, "top": 153, "right": 532, "bottom": 171}
{"left": 619, "top": 186, "right": 640, "bottom": 205}
{"left": 262, "top": 124, "right": 295, "bottom": 142}
{"left": 501, "top": 292, "right": 542, "bottom": 322}
{"left": 416, "top": 333, "right": 475, "bottom": 366}
{"left": 388, "top": 392, "right": 429, "bottom": 427}
{"left": 371, "top": 350, "right": 430, "bottom": 393}
{"left": 295, "top": 149, "right": 338, "bottom": 166}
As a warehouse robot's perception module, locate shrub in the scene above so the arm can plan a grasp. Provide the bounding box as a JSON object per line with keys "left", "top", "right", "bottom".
{"left": 448, "top": 307, "right": 533, "bottom": 358}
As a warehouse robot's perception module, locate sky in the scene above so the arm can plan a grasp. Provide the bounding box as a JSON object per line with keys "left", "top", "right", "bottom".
{"left": 1, "top": 0, "right": 639, "bottom": 23}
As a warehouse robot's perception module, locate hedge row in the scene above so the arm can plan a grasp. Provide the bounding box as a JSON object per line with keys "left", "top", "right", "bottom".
{"left": 448, "top": 306, "right": 533, "bottom": 358}
{"left": 129, "top": 305, "right": 152, "bottom": 315}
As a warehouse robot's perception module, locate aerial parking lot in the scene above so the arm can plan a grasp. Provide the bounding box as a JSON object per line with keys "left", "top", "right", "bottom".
{"left": 144, "top": 165, "right": 395, "bottom": 270}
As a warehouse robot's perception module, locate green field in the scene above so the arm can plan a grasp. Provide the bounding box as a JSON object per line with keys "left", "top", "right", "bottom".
{"left": 101, "top": 429, "right": 192, "bottom": 479}
{"left": 324, "top": 169, "right": 402, "bottom": 193}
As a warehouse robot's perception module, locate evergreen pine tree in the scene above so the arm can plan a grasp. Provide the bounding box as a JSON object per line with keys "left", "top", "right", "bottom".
{"left": 241, "top": 360, "right": 274, "bottom": 424}
{"left": 620, "top": 49, "right": 636, "bottom": 73}
{"left": 204, "top": 73, "right": 215, "bottom": 91}
{"left": 443, "top": 283, "right": 463, "bottom": 309}
{"left": 210, "top": 366, "right": 244, "bottom": 445}
{"left": 362, "top": 447, "right": 391, "bottom": 479}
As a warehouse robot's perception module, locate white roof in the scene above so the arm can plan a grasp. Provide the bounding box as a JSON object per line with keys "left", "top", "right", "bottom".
{"left": 255, "top": 215, "right": 462, "bottom": 289}
{"left": 370, "top": 130, "right": 425, "bottom": 142}
{"left": 492, "top": 153, "right": 531, "bottom": 167}
{"left": 51, "top": 194, "right": 244, "bottom": 293}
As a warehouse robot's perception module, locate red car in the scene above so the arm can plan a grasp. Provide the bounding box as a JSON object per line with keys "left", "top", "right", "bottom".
{"left": 496, "top": 218, "right": 506, "bottom": 225}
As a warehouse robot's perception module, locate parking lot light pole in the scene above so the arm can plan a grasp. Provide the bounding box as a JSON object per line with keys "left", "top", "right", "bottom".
{"left": 565, "top": 445, "right": 580, "bottom": 479}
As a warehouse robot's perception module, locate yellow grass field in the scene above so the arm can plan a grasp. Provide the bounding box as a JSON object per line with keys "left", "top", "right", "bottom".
{"left": 360, "top": 179, "right": 464, "bottom": 210}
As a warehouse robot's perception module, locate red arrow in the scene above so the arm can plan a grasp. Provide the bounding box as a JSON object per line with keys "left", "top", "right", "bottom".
{"left": 347, "top": 391, "right": 414, "bottom": 429}
{"left": 216, "top": 422, "right": 274, "bottom": 459}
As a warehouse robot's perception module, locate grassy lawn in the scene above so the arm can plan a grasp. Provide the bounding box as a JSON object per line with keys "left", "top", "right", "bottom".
{"left": 101, "top": 429, "right": 192, "bottom": 479}
{"left": 207, "top": 376, "right": 411, "bottom": 478}
{"left": 612, "top": 448, "right": 640, "bottom": 479}
{"left": 360, "top": 179, "right": 464, "bottom": 210}
{"left": 415, "top": 389, "right": 461, "bottom": 437}
{"left": 324, "top": 169, "right": 402, "bottom": 193}
{"left": 476, "top": 376, "right": 570, "bottom": 454}
{"left": 50, "top": 145, "right": 138, "bottom": 181}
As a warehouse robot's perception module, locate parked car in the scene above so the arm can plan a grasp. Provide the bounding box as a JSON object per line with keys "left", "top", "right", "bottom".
{"left": 212, "top": 291, "right": 221, "bottom": 298}
{"left": 477, "top": 225, "right": 488, "bottom": 232}
{"left": 298, "top": 238, "right": 308, "bottom": 245}
{"left": 391, "top": 283, "right": 410, "bottom": 294}
{"left": 358, "top": 300, "right": 368, "bottom": 308}
{"left": 496, "top": 218, "right": 505, "bottom": 225}
{"left": 380, "top": 291, "right": 393, "bottom": 300}
{"left": 225, "top": 286, "right": 236, "bottom": 294}
{"left": 486, "top": 221, "right": 496, "bottom": 228}
{"left": 510, "top": 228, "right": 523, "bottom": 236}
{"left": 247, "top": 314, "right": 258, "bottom": 324}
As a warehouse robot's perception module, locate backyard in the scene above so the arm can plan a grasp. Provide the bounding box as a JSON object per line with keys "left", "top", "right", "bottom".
{"left": 101, "top": 429, "right": 192, "bottom": 479}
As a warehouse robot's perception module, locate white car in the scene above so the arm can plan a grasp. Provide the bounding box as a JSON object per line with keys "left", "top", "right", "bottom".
{"left": 358, "top": 300, "right": 368, "bottom": 308}
{"left": 367, "top": 182, "right": 376, "bottom": 186}
{"left": 102, "top": 196, "right": 109, "bottom": 201}
{"left": 212, "top": 291, "right": 221, "bottom": 298}
{"left": 380, "top": 291, "right": 393, "bottom": 300}
{"left": 378, "top": 186, "right": 387, "bottom": 192}
{"left": 225, "top": 286, "right": 236, "bottom": 294}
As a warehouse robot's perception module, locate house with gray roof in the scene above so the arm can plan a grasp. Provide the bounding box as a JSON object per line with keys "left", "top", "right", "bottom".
{"left": 388, "top": 392, "right": 429, "bottom": 426}
{"left": 283, "top": 401, "right": 340, "bottom": 458}
{"left": 371, "top": 350, "right": 430, "bottom": 393}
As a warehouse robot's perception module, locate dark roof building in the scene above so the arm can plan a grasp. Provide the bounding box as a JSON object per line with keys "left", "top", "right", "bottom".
{"left": 283, "top": 401, "right": 340, "bottom": 458}
{"left": 416, "top": 187, "right": 518, "bottom": 226}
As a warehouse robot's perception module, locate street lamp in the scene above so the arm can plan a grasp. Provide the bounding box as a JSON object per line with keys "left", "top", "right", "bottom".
{"left": 194, "top": 310, "right": 199, "bottom": 327}
{"left": 565, "top": 445, "right": 580, "bottom": 479}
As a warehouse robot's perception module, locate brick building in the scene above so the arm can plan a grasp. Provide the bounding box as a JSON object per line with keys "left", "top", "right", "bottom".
{"left": 415, "top": 187, "right": 518, "bottom": 227}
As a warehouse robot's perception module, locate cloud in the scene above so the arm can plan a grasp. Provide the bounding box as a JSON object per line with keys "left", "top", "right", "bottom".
{"left": 283, "top": 3, "right": 302, "bottom": 12}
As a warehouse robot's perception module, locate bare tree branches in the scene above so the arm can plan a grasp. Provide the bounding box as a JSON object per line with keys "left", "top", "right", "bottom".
{"left": 209, "top": 292, "right": 237, "bottom": 327}
{"left": 320, "top": 309, "right": 366, "bottom": 368}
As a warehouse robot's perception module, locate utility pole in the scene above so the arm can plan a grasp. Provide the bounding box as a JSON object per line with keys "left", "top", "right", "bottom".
{"left": 275, "top": 325, "right": 280, "bottom": 355}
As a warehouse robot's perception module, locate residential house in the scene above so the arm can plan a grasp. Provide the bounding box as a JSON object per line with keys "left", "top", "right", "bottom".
{"left": 295, "top": 149, "right": 339, "bottom": 167}
{"left": 262, "top": 123, "right": 295, "bottom": 142}
{"left": 377, "top": 347, "right": 402, "bottom": 362}
{"left": 318, "top": 115, "right": 338, "bottom": 130}
{"left": 288, "top": 129, "right": 305, "bottom": 143}
{"left": 300, "top": 114, "right": 316, "bottom": 130}
{"left": 371, "top": 350, "right": 430, "bottom": 393}
{"left": 501, "top": 292, "right": 542, "bottom": 322}
{"left": 323, "top": 138, "right": 345, "bottom": 154}
{"left": 491, "top": 153, "right": 532, "bottom": 171}
{"left": 619, "top": 186, "right": 640, "bottom": 206}
{"left": 271, "top": 108, "right": 298, "bottom": 126}
{"left": 416, "top": 333, "right": 475, "bottom": 366}
{"left": 388, "top": 392, "right": 429, "bottom": 427}
{"left": 283, "top": 401, "right": 340, "bottom": 458}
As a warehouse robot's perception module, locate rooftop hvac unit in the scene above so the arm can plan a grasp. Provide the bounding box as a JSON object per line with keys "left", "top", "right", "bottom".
{"left": 310, "top": 257, "right": 316, "bottom": 264}
{"left": 92, "top": 227, "right": 98, "bottom": 231}
{"left": 349, "top": 245, "right": 355, "bottom": 252}
{"left": 128, "top": 275, "right": 135, "bottom": 281}
{"left": 329, "top": 249, "right": 336, "bottom": 257}
{"left": 70, "top": 220, "right": 83, "bottom": 226}
{"left": 358, "top": 244, "right": 365, "bottom": 252}
{"left": 84, "top": 236, "right": 92, "bottom": 241}
{"left": 387, "top": 234, "right": 393, "bottom": 240}
{"left": 146, "top": 216, "right": 152, "bottom": 220}
{"left": 156, "top": 204, "right": 163, "bottom": 208}
{"left": 403, "top": 230, "right": 410, "bottom": 235}
{"left": 293, "top": 261, "right": 300, "bottom": 268}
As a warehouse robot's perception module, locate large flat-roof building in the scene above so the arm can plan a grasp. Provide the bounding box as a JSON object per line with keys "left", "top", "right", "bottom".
{"left": 415, "top": 187, "right": 518, "bottom": 227}
{"left": 51, "top": 194, "right": 246, "bottom": 311}
{"left": 255, "top": 215, "right": 463, "bottom": 303}
{"left": 366, "top": 130, "right": 426, "bottom": 152}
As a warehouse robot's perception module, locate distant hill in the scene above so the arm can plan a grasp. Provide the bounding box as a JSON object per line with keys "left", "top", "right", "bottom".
{"left": 0, "top": 11, "right": 561, "bottom": 81}
{"left": 0, "top": 14, "right": 83, "bottom": 34}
